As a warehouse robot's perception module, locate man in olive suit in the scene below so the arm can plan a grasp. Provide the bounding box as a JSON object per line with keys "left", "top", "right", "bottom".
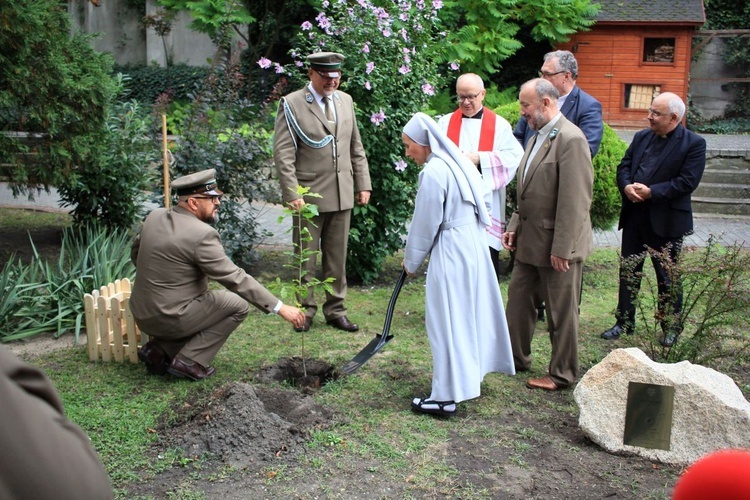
{"left": 130, "top": 169, "right": 305, "bottom": 381}
{"left": 274, "top": 51, "right": 372, "bottom": 333}
{"left": 502, "top": 78, "right": 594, "bottom": 391}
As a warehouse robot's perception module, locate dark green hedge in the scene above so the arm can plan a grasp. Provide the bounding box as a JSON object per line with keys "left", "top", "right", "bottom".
{"left": 114, "top": 64, "right": 209, "bottom": 103}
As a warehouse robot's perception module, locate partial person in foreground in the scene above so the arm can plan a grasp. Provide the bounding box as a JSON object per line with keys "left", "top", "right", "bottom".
{"left": 130, "top": 169, "right": 305, "bottom": 381}
{"left": 672, "top": 448, "right": 750, "bottom": 499}
{"left": 273, "top": 51, "right": 372, "bottom": 334}
{"left": 437, "top": 73, "right": 523, "bottom": 279}
{"left": 402, "top": 112, "right": 515, "bottom": 417}
{"left": 0, "top": 345, "right": 114, "bottom": 499}
{"left": 502, "top": 78, "right": 594, "bottom": 392}
{"left": 599, "top": 92, "right": 706, "bottom": 347}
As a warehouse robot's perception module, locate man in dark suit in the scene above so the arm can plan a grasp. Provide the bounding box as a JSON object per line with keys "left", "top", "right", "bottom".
{"left": 130, "top": 169, "right": 305, "bottom": 380}
{"left": 514, "top": 50, "right": 603, "bottom": 158}
{"left": 514, "top": 50, "right": 603, "bottom": 321}
{"left": 600, "top": 92, "right": 706, "bottom": 347}
{"left": 274, "top": 51, "right": 372, "bottom": 333}
{"left": 502, "top": 78, "right": 594, "bottom": 391}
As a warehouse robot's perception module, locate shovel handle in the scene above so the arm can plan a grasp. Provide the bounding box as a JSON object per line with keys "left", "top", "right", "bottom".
{"left": 380, "top": 269, "right": 408, "bottom": 338}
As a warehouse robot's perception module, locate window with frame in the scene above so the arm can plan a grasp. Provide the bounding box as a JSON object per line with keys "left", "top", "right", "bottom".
{"left": 643, "top": 38, "right": 675, "bottom": 63}
{"left": 624, "top": 84, "right": 661, "bottom": 109}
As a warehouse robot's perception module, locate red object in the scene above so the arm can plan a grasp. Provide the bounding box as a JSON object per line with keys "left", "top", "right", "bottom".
{"left": 673, "top": 449, "right": 750, "bottom": 499}
{"left": 445, "top": 108, "right": 497, "bottom": 151}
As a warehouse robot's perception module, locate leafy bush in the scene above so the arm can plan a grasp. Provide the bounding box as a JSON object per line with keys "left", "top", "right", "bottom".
{"left": 57, "top": 99, "right": 160, "bottom": 230}
{"left": 268, "top": 0, "right": 450, "bottom": 283}
{"left": 623, "top": 238, "right": 750, "bottom": 365}
{"left": 0, "top": 0, "right": 118, "bottom": 192}
{"left": 495, "top": 102, "right": 623, "bottom": 231}
{"left": 167, "top": 58, "right": 276, "bottom": 267}
{"left": 690, "top": 116, "right": 750, "bottom": 135}
{"left": 0, "top": 225, "right": 135, "bottom": 343}
{"left": 591, "top": 125, "right": 627, "bottom": 230}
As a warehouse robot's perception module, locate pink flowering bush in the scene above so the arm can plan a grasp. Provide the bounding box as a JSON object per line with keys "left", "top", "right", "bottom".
{"left": 263, "top": 0, "right": 452, "bottom": 282}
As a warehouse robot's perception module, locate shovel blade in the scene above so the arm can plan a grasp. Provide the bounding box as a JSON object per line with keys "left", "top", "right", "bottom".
{"left": 340, "top": 334, "right": 394, "bottom": 375}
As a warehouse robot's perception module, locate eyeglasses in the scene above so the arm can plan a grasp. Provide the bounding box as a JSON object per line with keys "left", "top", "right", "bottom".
{"left": 457, "top": 93, "right": 481, "bottom": 103}
{"left": 314, "top": 70, "right": 341, "bottom": 81}
{"left": 647, "top": 108, "right": 666, "bottom": 117}
{"left": 538, "top": 70, "right": 566, "bottom": 78}
{"left": 192, "top": 195, "right": 221, "bottom": 204}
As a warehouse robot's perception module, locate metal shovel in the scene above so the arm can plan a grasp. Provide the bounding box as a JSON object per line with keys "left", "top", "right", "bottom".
{"left": 340, "top": 269, "right": 407, "bottom": 375}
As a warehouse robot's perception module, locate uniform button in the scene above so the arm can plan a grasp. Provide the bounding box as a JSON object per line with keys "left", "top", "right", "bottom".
{"left": 522, "top": 216, "right": 527, "bottom": 221}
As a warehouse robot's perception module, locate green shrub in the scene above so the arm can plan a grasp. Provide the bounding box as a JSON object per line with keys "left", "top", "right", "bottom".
{"left": 167, "top": 59, "right": 275, "bottom": 267}
{"left": 495, "top": 102, "right": 624, "bottom": 231}
{"left": 623, "top": 239, "right": 750, "bottom": 364}
{"left": 0, "top": 0, "right": 118, "bottom": 192}
{"left": 56, "top": 99, "right": 160, "bottom": 230}
{"left": 691, "top": 117, "right": 750, "bottom": 135}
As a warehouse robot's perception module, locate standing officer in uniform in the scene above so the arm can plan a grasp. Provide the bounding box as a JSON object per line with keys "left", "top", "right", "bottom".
{"left": 274, "top": 52, "right": 372, "bottom": 333}
{"left": 130, "top": 169, "right": 305, "bottom": 380}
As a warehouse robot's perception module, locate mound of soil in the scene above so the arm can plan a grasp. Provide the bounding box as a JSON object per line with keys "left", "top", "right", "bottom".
{"left": 160, "top": 359, "right": 339, "bottom": 468}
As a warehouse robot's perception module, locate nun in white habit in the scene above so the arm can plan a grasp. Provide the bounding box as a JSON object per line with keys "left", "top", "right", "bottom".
{"left": 402, "top": 112, "right": 515, "bottom": 417}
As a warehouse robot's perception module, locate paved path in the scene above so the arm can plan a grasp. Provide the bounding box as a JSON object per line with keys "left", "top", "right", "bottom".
{"left": 2, "top": 182, "right": 748, "bottom": 249}
{"left": 614, "top": 130, "right": 750, "bottom": 155}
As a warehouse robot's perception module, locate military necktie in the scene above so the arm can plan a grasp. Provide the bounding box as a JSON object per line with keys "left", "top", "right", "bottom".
{"left": 324, "top": 97, "right": 335, "bottom": 124}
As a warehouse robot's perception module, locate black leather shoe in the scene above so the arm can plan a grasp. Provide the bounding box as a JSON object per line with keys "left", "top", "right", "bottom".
{"left": 294, "top": 316, "right": 313, "bottom": 332}
{"left": 600, "top": 324, "right": 632, "bottom": 340}
{"left": 536, "top": 304, "right": 546, "bottom": 322}
{"left": 138, "top": 341, "right": 171, "bottom": 375}
{"left": 326, "top": 315, "right": 359, "bottom": 332}
{"left": 167, "top": 356, "right": 216, "bottom": 381}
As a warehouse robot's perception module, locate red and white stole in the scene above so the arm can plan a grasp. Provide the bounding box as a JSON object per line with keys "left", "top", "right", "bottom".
{"left": 446, "top": 108, "right": 496, "bottom": 151}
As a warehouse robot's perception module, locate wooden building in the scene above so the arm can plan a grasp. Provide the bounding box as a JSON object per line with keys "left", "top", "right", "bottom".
{"left": 557, "top": 0, "right": 705, "bottom": 128}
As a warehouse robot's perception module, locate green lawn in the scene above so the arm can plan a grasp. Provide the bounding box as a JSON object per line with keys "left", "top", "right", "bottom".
{"left": 4, "top": 207, "right": 749, "bottom": 498}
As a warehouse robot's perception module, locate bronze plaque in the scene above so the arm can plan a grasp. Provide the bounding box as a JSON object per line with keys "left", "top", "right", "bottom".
{"left": 623, "top": 382, "right": 675, "bottom": 450}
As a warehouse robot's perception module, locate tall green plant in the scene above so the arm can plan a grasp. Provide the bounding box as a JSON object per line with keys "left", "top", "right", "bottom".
{"left": 274, "top": 186, "right": 335, "bottom": 377}
{"left": 158, "top": 0, "right": 255, "bottom": 49}
{"left": 263, "top": 0, "right": 450, "bottom": 283}
{"left": 167, "top": 56, "right": 276, "bottom": 267}
{"left": 57, "top": 98, "right": 159, "bottom": 230}
{"left": 437, "top": 0, "right": 599, "bottom": 78}
{"left": 0, "top": 0, "right": 118, "bottom": 194}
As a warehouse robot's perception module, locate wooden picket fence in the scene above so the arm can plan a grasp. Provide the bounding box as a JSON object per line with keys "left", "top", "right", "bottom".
{"left": 83, "top": 278, "right": 148, "bottom": 363}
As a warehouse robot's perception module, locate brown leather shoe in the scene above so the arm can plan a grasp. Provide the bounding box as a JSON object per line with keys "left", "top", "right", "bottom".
{"left": 294, "top": 316, "right": 313, "bottom": 332}
{"left": 526, "top": 375, "right": 561, "bottom": 391}
{"left": 326, "top": 315, "right": 359, "bottom": 332}
{"left": 167, "top": 356, "right": 216, "bottom": 381}
{"left": 138, "top": 341, "right": 171, "bottom": 375}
